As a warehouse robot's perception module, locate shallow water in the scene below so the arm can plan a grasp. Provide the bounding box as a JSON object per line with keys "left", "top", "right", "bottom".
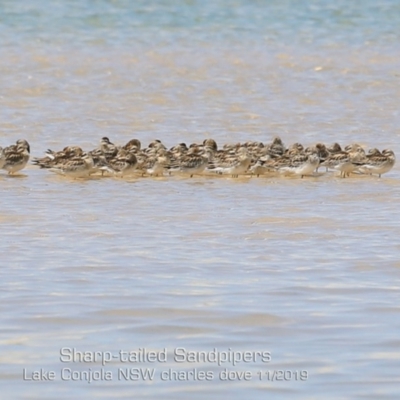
{"left": 1, "top": 1, "right": 400, "bottom": 399}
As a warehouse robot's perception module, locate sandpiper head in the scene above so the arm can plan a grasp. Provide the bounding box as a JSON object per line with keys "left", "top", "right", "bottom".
{"left": 368, "top": 148, "right": 381, "bottom": 155}
{"left": 382, "top": 149, "right": 395, "bottom": 157}
{"left": 288, "top": 148, "right": 299, "bottom": 157}
{"left": 16, "top": 139, "right": 30, "bottom": 153}
{"left": 171, "top": 143, "right": 188, "bottom": 153}
{"left": 187, "top": 145, "right": 201, "bottom": 154}
{"left": 16, "top": 143, "right": 29, "bottom": 154}
{"left": 345, "top": 143, "right": 363, "bottom": 152}
{"left": 290, "top": 142, "right": 304, "bottom": 152}
{"left": 354, "top": 146, "right": 365, "bottom": 155}
{"left": 75, "top": 147, "right": 84, "bottom": 156}
{"left": 329, "top": 142, "right": 342, "bottom": 153}
{"left": 148, "top": 139, "right": 163, "bottom": 148}
{"left": 344, "top": 144, "right": 352, "bottom": 151}
{"left": 124, "top": 138, "right": 141, "bottom": 151}
{"left": 152, "top": 142, "right": 166, "bottom": 152}
{"left": 202, "top": 143, "right": 216, "bottom": 153}
{"left": 65, "top": 146, "right": 83, "bottom": 156}
{"left": 272, "top": 137, "right": 283, "bottom": 146}
{"left": 203, "top": 138, "right": 218, "bottom": 151}
{"left": 223, "top": 143, "right": 235, "bottom": 150}
{"left": 101, "top": 137, "right": 112, "bottom": 145}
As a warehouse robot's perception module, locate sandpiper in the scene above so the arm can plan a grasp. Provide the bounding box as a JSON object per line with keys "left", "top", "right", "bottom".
{"left": 2, "top": 140, "right": 30, "bottom": 174}
{"left": 48, "top": 152, "right": 95, "bottom": 178}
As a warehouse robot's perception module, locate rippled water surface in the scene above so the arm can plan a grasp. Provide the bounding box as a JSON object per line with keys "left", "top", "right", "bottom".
{"left": 1, "top": 1, "right": 400, "bottom": 399}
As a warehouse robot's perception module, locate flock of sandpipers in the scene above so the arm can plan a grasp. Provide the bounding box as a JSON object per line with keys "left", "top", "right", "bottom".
{"left": 0, "top": 137, "right": 396, "bottom": 179}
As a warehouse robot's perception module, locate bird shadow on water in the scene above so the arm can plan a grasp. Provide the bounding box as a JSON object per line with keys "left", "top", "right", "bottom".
{"left": 0, "top": 173, "right": 29, "bottom": 179}
{"left": 44, "top": 175, "right": 105, "bottom": 183}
